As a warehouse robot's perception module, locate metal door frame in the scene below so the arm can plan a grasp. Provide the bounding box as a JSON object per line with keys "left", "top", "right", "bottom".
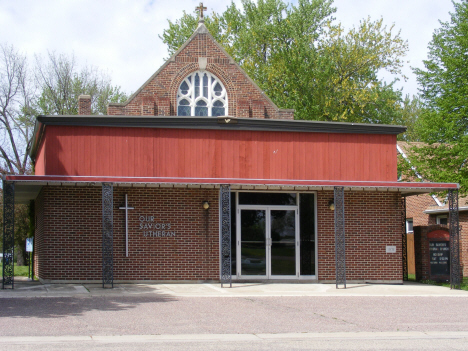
{"left": 236, "top": 205, "right": 299, "bottom": 279}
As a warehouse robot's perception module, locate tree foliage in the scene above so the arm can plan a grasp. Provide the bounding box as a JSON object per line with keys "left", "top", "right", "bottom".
{"left": 0, "top": 45, "right": 127, "bottom": 265}
{"left": 405, "top": 0, "right": 468, "bottom": 194}
{"left": 161, "top": 0, "right": 408, "bottom": 124}
{"left": 35, "top": 52, "right": 127, "bottom": 115}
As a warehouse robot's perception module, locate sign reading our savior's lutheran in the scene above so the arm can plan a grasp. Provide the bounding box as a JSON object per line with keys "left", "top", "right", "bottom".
{"left": 139, "top": 215, "right": 176, "bottom": 237}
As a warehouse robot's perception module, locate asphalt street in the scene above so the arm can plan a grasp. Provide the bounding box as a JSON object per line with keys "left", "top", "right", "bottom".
{"left": 1, "top": 283, "right": 468, "bottom": 350}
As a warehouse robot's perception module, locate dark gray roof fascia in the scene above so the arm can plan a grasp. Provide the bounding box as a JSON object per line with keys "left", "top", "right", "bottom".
{"left": 36, "top": 115, "right": 406, "bottom": 135}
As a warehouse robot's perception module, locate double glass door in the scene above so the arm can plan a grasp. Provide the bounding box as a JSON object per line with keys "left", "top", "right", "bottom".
{"left": 238, "top": 207, "right": 297, "bottom": 278}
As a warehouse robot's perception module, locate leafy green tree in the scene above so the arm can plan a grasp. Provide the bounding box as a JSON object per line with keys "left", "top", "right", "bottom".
{"left": 399, "top": 95, "right": 422, "bottom": 141}
{"left": 161, "top": 0, "right": 408, "bottom": 124}
{"left": 406, "top": 0, "right": 468, "bottom": 194}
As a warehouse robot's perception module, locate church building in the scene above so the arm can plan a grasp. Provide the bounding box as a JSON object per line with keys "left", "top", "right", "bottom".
{"left": 2, "top": 7, "right": 461, "bottom": 288}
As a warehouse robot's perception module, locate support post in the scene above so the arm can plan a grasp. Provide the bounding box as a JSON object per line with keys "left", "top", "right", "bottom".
{"left": 402, "top": 196, "right": 408, "bottom": 281}
{"left": 2, "top": 181, "right": 15, "bottom": 289}
{"left": 334, "top": 186, "right": 346, "bottom": 289}
{"left": 448, "top": 189, "right": 461, "bottom": 289}
{"left": 102, "top": 183, "right": 114, "bottom": 288}
{"left": 220, "top": 184, "right": 232, "bottom": 288}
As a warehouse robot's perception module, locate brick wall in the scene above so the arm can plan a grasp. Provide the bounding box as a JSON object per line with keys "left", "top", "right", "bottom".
{"left": 406, "top": 195, "right": 468, "bottom": 277}
{"left": 35, "top": 187, "right": 405, "bottom": 282}
{"left": 406, "top": 194, "right": 437, "bottom": 226}
{"left": 78, "top": 95, "right": 91, "bottom": 115}
{"left": 35, "top": 186, "right": 219, "bottom": 281}
{"left": 317, "top": 191, "right": 403, "bottom": 282}
{"left": 107, "top": 29, "right": 293, "bottom": 120}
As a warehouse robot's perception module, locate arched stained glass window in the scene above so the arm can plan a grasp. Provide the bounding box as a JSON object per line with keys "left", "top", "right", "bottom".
{"left": 177, "top": 71, "right": 228, "bottom": 117}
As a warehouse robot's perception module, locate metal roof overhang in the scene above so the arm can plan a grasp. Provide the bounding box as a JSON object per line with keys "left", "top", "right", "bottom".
{"left": 424, "top": 206, "right": 468, "bottom": 214}
{"left": 5, "top": 175, "right": 459, "bottom": 204}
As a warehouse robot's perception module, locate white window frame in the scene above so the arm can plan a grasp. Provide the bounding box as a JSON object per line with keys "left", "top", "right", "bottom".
{"left": 177, "top": 70, "right": 228, "bottom": 117}
{"left": 406, "top": 218, "right": 413, "bottom": 233}
{"left": 436, "top": 215, "right": 448, "bottom": 225}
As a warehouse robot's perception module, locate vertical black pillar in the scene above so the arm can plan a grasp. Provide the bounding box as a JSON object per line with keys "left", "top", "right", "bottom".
{"left": 334, "top": 186, "right": 346, "bottom": 289}
{"left": 2, "top": 181, "right": 15, "bottom": 289}
{"left": 402, "top": 196, "right": 408, "bottom": 281}
{"left": 102, "top": 183, "right": 114, "bottom": 288}
{"left": 220, "top": 184, "right": 231, "bottom": 288}
{"left": 448, "top": 189, "right": 461, "bottom": 289}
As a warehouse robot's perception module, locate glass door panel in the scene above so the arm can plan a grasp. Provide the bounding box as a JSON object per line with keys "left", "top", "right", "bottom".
{"left": 270, "top": 210, "right": 296, "bottom": 276}
{"left": 240, "top": 209, "right": 266, "bottom": 276}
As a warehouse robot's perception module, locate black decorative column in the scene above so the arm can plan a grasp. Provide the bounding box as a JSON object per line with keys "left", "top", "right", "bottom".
{"left": 2, "top": 181, "right": 15, "bottom": 289}
{"left": 220, "top": 184, "right": 232, "bottom": 288}
{"left": 401, "top": 196, "right": 408, "bottom": 281}
{"left": 334, "top": 186, "right": 346, "bottom": 289}
{"left": 448, "top": 189, "right": 461, "bottom": 289}
{"left": 102, "top": 183, "right": 114, "bottom": 288}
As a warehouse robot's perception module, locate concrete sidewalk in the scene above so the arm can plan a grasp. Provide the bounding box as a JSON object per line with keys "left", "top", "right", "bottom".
{"left": 1, "top": 277, "right": 468, "bottom": 298}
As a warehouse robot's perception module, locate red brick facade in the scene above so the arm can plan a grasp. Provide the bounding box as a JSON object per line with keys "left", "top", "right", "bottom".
{"left": 317, "top": 191, "right": 403, "bottom": 282}
{"left": 406, "top": 194, "right": 438, "bottom": 227}
{"left": 106, "top": 26, "right": 294, "bottom": 120}
{"left": 406, "top": 194, "right": 468, "bottom": 277}
{"left": 34, "top": 187, "right": 403, "bottom": 283}
{"left": 35, "top": 186, "right": 220, "bottom": 281}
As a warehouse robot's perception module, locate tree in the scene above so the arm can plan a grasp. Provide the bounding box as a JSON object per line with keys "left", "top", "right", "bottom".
{"left": 161, "top": 0, "right": 408, "bottom": 124}
{"left": 405, "top": 0, "right": 468, "bottom": 194}
{"left": 0, "top": 45, "right": 128, "bottom": 265}
{"left": 399, "top": 95, "right": 422, "bottom": 142}
{"left": 35, "top": 52, "right": 127, "bottom": 115}
{"left": 0, "top": 44, "right": 35, "bottom": 176}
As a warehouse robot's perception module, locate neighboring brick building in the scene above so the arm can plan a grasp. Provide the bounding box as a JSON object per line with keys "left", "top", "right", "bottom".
{"left": 398, "top": 142, "right": 467, "bottom": 278}
{"left": 2, "top": 16, "right": 460, "bottom": 287}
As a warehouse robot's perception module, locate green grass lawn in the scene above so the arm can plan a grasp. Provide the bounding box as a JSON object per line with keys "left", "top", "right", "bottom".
{"left": 0, "top": 263, "right": 31, "bottom": 277}
{"left": 420, "top": 278, "right": 468, "bottom": 291}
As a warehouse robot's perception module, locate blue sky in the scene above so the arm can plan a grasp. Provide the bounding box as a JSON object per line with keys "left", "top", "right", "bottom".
{"left": 0, "top": 0, "right": 455, "bottom": 98}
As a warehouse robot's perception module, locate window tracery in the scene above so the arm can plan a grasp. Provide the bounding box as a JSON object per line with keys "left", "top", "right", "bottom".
{"left": 177, "top": 71, "right": 228, "bottom": 116}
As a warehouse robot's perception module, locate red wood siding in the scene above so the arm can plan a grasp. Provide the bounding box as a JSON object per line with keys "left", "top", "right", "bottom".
{"left": 41, "top": 125, "right": 398, "bottom": 181}
{"left": 34, "top": 137, "right": 46, "bottom": 176}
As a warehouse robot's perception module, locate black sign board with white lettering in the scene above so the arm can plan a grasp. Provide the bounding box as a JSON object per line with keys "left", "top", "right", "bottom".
{"left": 429, "top": 241, "right": 450, "bottom": 282}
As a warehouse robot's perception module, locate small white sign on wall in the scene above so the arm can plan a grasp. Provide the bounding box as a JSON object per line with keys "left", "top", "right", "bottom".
{"left": 386, "top": 245, "right": 396, "bottom": 253}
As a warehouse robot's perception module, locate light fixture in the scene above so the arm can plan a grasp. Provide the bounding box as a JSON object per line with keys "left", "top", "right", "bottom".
{"left": 328, "top": 200, "right": 335, "bottom": 211}
{"left": 202, "top": 201, "right": 210, "bottom": 210}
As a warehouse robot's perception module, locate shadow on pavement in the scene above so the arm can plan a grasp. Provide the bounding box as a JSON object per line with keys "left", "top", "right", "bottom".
{"left": 0, "top": 294, "right": 177, "bottom": 319}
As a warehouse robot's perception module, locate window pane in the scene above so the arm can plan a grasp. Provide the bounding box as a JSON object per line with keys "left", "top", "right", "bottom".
{"left": 238, "top": 192, "right": 296, "bottom": 206}
{"left": 180, "top": 81, "right": 189, "bottom": 95}
{"left": 212, "top": 107, "right": 225, "bottom": 116}
{"left": 213, "top": 100, "right": 224, "bottom": 106}
{"left": 300, "top": 194, "right": 315, "bottom": 276}
{"left": 179, "top": 99, "right": 190, "bottom": 105}
{"left": 195, "top": 73, "right": 200, "bottom": 97}
{"left": 195, "top": 106, "right": 208, "bottom": 116}
{"left": 178, "top": 105, "right": 191, "bottom": 116}
{"left": 214, "top": 82, "right": 223, "bottom": 96}
{"left": 406, "top": 219, "right": 413, "bottom": 233}
{"left": 203, "top": 73, "right": 208, "bottom": 98}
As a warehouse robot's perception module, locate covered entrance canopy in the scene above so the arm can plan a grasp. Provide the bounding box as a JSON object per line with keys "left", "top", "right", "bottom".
{"left": 3, "top": 174, "right": 460, "bottom": 289}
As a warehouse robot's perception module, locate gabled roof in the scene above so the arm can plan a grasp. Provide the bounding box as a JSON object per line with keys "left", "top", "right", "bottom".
{"left": 108, "top": 23, "right": 283, "bottom": 113}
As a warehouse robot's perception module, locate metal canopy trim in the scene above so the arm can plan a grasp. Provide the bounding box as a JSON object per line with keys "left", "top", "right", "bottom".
{"left": 7, "top": 175, "right": 459, "bottom": 203}
{"left": 6, "top": 175, "right": 459, "bottom": 191}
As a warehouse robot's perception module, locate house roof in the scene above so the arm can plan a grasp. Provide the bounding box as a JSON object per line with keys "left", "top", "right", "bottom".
{"left": 107, "top": 23, "right": 286, "bottom": 115}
